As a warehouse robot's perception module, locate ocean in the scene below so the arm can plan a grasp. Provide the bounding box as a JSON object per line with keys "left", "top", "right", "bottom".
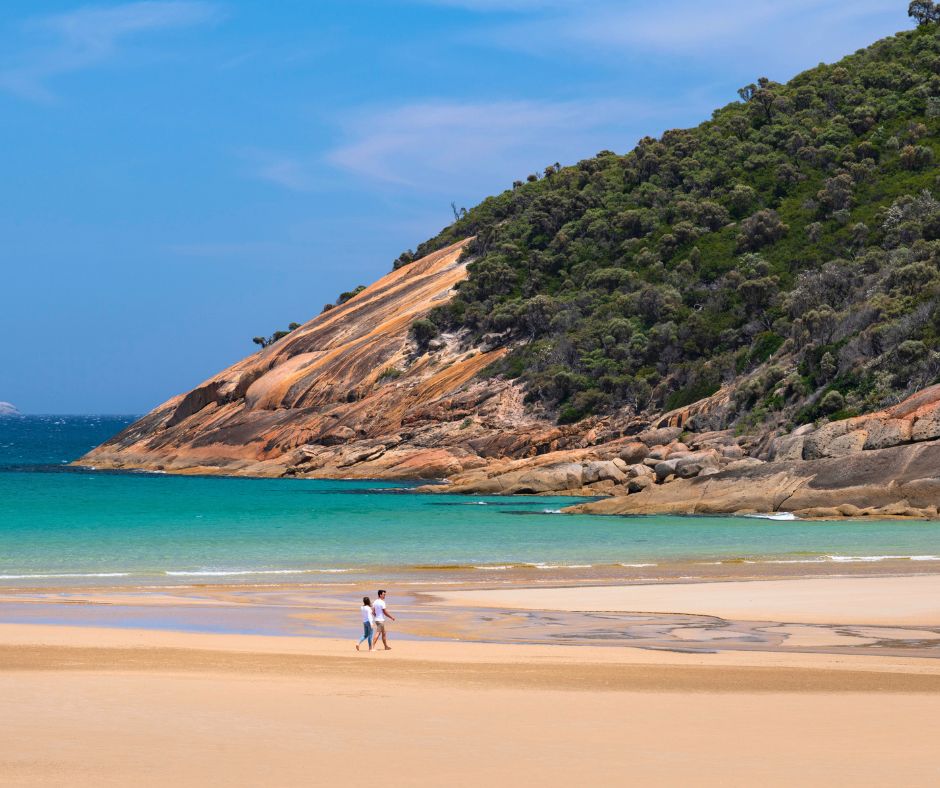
{"left": 1, "top": 415, "right": 939, "bottom": 587}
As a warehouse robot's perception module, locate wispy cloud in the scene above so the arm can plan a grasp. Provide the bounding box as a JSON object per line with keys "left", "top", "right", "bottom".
{"left": 406, "top": 0, "right": 572, "bottom": 10}
{"left": 0, "top": 1, "right": 221, "bottom": 103}
{"left": 474, "top": 0, "right": 908, "bottom": 73}
{"left": 236, "top": 147, "right": 318, "bottom": 192}
{"left": 325, "top": 97, "right": 698, "bottom": 193}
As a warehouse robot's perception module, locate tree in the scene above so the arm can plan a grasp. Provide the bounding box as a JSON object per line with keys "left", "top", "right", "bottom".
{"left": 739, "top": 77, "right": 779, "bottom": 122}
{"left": 252, "top": 336, "right": 268, "bottom": 349}
{"left": 909, "top": 1, "right": 940, "bottom": 25}
{"left": 411, "top": 318, "right": 439, "bottom": 349}
{"left": 450, "top": 202, "right": 468, "bottom": 222}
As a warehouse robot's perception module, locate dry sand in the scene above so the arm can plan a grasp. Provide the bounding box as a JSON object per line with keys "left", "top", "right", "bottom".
{"left": 2, "top": 574, "right": 940, "bottom": 787}
{"left": 0, "top": 623, "right": 939, "bottom": 787}
{"left": 436, "top": 574, "right": 940, "bottom": 625}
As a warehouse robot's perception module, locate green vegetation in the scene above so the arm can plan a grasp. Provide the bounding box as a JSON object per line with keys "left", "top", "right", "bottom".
{"left": 397, "top": 20, "right": 940, "bottom": 429}
{"left": 378, "top": 366, "right": 403, "bottom": 381}
{"left": 320, "top": 284, "right": 368, "bottom": 314}
{"left": 253, "top": 322, "right": 301, "bottom": 349}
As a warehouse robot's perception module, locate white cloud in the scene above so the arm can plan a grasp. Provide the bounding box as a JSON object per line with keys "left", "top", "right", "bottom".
{"left": 0, "top": 1, "right": 221, "bottom": 102}
{"left": 324, "top": 97, "right": 700, "bottom": 193}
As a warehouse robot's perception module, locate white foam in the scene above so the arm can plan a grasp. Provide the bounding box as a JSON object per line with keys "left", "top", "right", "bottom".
{"left": 827, "top": 554, "right": 939, "bottom": 563}
{"left": 542, "top": 509, "right": 563, "bottom": 514}
{"left": 163, "top": 568, "right": 352, "bottom": 577}
{"left": 619, "top": 563, "right": 657, "bottom": 568}
{"left": 742, "top": 512, "right": 798, "bottom": 521}
{"left": 745, "top": 558, "right": 828, "bottom": 564}
{"left": 745, "top": 555, "right": 940, "bottom": 564}
{"left": 0, "top": 572, "right": 131, "bottom": 580}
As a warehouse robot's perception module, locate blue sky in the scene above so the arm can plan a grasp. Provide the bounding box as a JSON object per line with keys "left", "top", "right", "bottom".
{"left": 0, "top": 0, "right": 911, "bottom": 413}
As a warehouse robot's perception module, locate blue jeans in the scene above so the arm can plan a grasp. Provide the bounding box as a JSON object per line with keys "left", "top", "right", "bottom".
{"left": 359, "top": 621, "right": 373, "bottom": 646}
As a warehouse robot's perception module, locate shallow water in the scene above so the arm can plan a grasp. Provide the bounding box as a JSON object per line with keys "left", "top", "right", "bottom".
{"left": 1, "top": 415, "right": 939, "bottom": 587}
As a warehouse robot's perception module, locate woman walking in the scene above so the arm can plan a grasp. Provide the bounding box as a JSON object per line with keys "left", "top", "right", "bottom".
{"left": 356, "top": 595, "right": 375, "bottom": 651}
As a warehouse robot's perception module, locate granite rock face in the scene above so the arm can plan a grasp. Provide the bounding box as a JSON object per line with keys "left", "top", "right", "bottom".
{"left": 82, "top": 241, "right": 608, "bottom": 480}
{"left": 81, "top": 239, "right": 940, "bottom": 517}
{"left": 765, "top": 384, "right": 940, "bottom": 462}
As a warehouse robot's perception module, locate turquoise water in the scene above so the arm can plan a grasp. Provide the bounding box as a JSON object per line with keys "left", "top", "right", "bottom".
{"left": 1, "top": 416, "right": 939, "bottom": 585}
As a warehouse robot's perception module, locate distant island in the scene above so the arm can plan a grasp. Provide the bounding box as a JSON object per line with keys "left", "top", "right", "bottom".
{"left": 0, "top": 402, "right": 20, "bottom": 416}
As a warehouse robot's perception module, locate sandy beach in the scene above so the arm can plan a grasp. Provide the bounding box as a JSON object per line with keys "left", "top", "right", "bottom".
{"left": 0, "top": 573, "right": 938, "bottom": 787}
{"left": 1, "top": 623, "right": 940, "bottom": 788}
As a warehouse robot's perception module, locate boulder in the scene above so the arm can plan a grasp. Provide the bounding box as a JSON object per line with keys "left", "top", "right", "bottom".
{"left": 654, "top": 459, "right": 680, "bottom": 482}
{"left": 582, "top": 460, "right": 627, "bottom": 485}
{"left": 627, "top": 475, "right": 653, "bottom": 493}
{"left": 725, "top": 458, "right": 765, "bottom": 471}
{"left": 648, "top": 445, "right": 671, "bottom": 460}
{"left": 637, "top": 426, "right": 682, "bottom": 446}
{"left": 510, "top": 462, "right": 584, "bottom": 493}
{"left": 674, "top": 450, "right": 720, "bottom": 479}
{"left": 611, "top": 457, "right": 629, "bottom": 472}
{"left": 766, "top": 434, "right": 805, "bottom": 462}
{"left": 912, "top": 403, "right": 940, "bottom": 442}
{"left": 824, "top": 429, "right": 868, "bottom": 458}
{"left": 801, "top": 420, "right": 853, "bottom": 460}
{"left": 617, "top": 442, "right": 649, "bottom": 464}
{"left": 862, "top": 418, "right": 911, "bottom": 450}
{"left": 626, "top": 463, "right": 654, "bottom": 479}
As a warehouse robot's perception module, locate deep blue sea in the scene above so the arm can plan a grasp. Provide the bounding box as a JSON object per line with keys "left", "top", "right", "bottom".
{"left": 0, "top": 415, "right": 938, "bottom": 586}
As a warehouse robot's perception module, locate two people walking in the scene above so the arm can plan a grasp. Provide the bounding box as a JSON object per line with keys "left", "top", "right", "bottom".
{"left": 356, "top": 589, "right": 396, "bottom": 651}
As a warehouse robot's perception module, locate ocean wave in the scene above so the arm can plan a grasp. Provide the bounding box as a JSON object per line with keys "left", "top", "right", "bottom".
{"left": 163, "top": 568, "right": 354, "bottom": 577}
{"left": 619, "top": 563, "right": 658, "bottom": 568}
{"left": 0, "top": 572, "right": 131, "bottom": 579}
{"left": 826, "top": 554, "right": 940, "bottom": 563}
{"left": 743, "top": 554, "right": 940, "bottom": 564}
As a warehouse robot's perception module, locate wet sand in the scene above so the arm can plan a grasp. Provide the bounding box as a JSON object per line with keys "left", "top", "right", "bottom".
{"left": 435, "top": 574, "right": 940, "bottom": 625}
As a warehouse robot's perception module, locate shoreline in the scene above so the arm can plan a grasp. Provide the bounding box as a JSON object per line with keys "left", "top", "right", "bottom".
{"left": 66, "top": 461, "right": 940, "bottom": 520}
{"left": 1, "top": 571, "right": 938, "bottom": 658}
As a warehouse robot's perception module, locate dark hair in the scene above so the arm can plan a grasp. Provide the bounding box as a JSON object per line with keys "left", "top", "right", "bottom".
{"left": 378, "top": 589, "right": 386, "bottom": 596}
{"left": 362, "top": 596, "right": 371, "bottom": 606}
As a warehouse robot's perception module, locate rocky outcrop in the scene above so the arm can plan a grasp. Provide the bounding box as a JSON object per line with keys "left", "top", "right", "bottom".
{"left": 79, "top": 239, "right": 940, "bottom": 518}
{"left": 764, "top": 384, "right": 940, "bottom": 462}
{"left": 80, "top": 241, "right": 621, "bottom": 479}
{"left": 567, "top": 439, "right": 940, "bottom": 519}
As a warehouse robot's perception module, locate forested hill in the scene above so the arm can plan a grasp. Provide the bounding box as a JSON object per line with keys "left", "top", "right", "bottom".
{"left": 399, "top": 20, "right": 940, "bottom": 432}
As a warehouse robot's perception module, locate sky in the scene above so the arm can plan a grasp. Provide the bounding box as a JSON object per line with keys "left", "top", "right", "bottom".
{"left": 0, "top": 0, "right": 912, "bottom": 414}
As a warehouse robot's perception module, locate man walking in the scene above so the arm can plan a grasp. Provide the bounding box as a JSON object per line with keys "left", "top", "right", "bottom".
{"left": 372, "top": 589, "right": 396, "bottom": 650}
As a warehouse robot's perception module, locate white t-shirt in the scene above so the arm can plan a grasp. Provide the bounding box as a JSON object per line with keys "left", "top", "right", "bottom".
{"left": 361, "top": 604, "right": 374, "bottom": 624}
{"left": 373, "top": 598, "right": 386, "bottom": 622}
